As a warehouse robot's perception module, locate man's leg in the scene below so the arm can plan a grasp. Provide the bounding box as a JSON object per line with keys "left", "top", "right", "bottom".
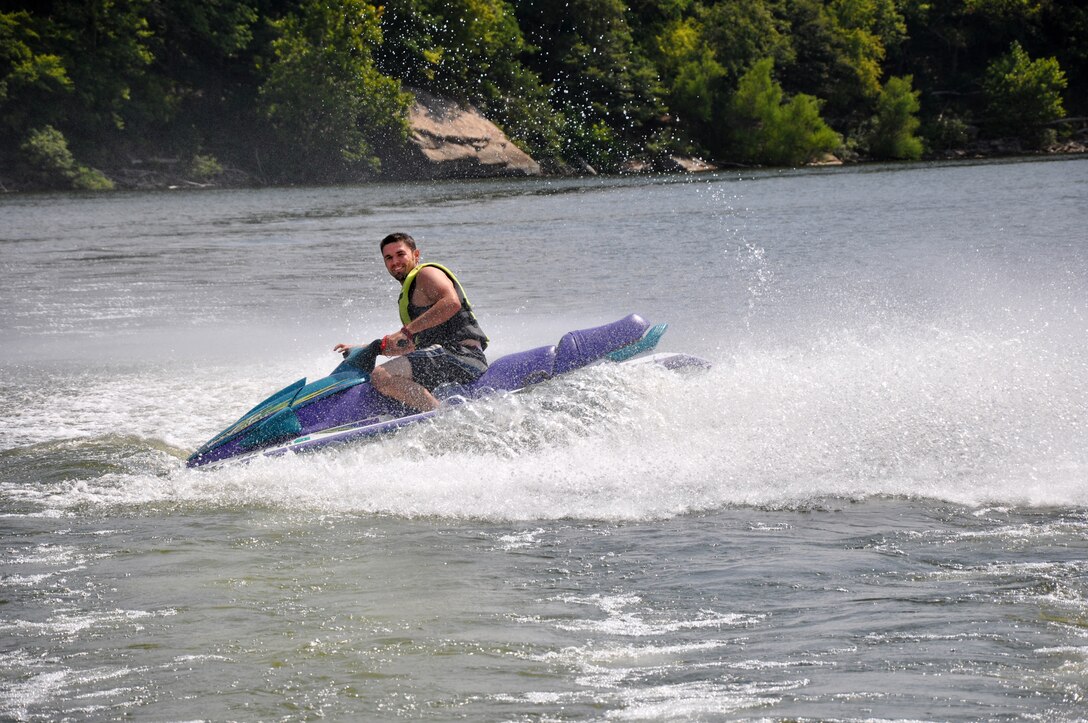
{"left": 370, "top": 357, "right": 440, "bottom": 412}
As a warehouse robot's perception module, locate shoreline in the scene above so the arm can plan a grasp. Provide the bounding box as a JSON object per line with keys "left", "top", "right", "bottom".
{"left": 1, "top": 142, "right": 1084, "bottom": 195}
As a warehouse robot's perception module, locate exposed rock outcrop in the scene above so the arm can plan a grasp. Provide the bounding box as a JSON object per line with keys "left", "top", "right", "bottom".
{"left": 618, "top": 154, "right": 719, "bottom": 174}
{"left": 807, "top": 153, "right": 843, "bottom": 166}
{"left": 662, "top": 155, "right": 719, "bottom": 173}
{"left": 386, "top": 89, "right": 541, "bottom": 180}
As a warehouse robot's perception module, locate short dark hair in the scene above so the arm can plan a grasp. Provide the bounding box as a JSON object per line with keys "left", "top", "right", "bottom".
{"left": 380, "top": 232, "right": 416, "bottom": 251}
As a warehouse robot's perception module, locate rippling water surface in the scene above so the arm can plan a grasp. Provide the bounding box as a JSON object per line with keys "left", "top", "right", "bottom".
{"left": 2, "top": 158, "right": 1087, "bottom": 720}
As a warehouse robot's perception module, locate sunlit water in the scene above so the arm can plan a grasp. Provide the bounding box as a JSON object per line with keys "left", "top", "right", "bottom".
{"left": 2, "top": 157, "right": 1087, "bottom": 720}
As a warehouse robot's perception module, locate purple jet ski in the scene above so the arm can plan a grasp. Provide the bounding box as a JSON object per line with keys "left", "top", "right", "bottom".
{"left": 186, "top": 314, "right": 709, "bottom": 468}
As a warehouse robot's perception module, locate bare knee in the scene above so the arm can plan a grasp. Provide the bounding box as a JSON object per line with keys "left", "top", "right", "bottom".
{"left": 370, "top": 365, "right": 393, "bottom": 393}
{"left": 370, "top": 359, "right": 411, "bottom": 394}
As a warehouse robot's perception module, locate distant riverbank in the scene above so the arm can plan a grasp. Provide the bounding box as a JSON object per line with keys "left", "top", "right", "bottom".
{"left": 2, "top": 139, "right": 1084, "bottom": 195}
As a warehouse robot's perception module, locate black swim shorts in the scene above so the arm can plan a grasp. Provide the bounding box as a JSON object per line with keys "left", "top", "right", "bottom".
{"left": 406, "top": 343, "right": 488, "bottom": 390}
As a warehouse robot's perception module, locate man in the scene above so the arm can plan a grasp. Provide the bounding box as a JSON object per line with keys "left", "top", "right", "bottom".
{"left": 334, "top": 233, "right": 488, "bottom": 412}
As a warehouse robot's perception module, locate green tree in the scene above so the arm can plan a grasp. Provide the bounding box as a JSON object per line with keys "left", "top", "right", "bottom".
{"left": 0, "top": 10, "right": 71, "bottom": 137}
{"left": 0, "top": 0, "right": 1084, "bottom": 188}
{"left": 982, "top": 40, "right": 1066, "bottom": 145}
{"left": 19, "top": 124, "right": 113, "bottom": 189}
{"left": 780, "top": 0, "right": 905, "bottom": 126}
{"left": 892, "top": 0, "right": 1066, "bottom": 131}
{"left": 865, "top": 74, "right": 923, "bottom": 159}
{"left": 726, "top": 56, "right": 841, "bottom": 165}
{"left": 45, "top": 0, "right": 155, "bottom": 141}
{"left": 378, "top": 0, "right": 560, "bottom": 161}
{"left": 380, "top": 0, "right": 528, "bottom": 101}
{"left": 258, "top": 0, "right": 411, "bottom": 182}
{"left": 1036, "top": 0, "right": 1088, "bottom": 116}
{"left": 627, "top": 0, "right": 696, "bottom": 35}
{"left": 696, "top": 0, "right": 792, "bottom": 87}
{"left": 133, "top": 0, "right": 261, "bottom": 157}
{"left": 514, "top": 0, "right": 665, "bottom": 166}
{"left": 655, "top": 17, "right": 725, "bottom": 125}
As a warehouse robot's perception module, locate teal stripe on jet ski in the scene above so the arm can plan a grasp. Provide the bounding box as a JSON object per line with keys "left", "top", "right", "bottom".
{"left": 194, "top": 378, "right": 305, "bottom": 455}
{"left": 194, "top": 374, "right": 367, "bottom": 457}
{"left": 607, "top": 323, "right": 667, "bottom": 362}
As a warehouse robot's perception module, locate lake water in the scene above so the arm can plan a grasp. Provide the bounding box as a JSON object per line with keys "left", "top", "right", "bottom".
{"left": 1, "top": 157, "right": 1086, "bottom": 720}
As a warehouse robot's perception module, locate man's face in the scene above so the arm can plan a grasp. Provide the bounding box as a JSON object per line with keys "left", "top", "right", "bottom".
{"left": 382, "top": 241, "right": 419, "bottom": 282}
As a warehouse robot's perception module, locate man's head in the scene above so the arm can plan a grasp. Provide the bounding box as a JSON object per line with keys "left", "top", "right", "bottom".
{"left": 380, "top": 232, "right": 420, "bottom": 282}
{"left": 380, "top": 232, "right": 416, "bottom": 252}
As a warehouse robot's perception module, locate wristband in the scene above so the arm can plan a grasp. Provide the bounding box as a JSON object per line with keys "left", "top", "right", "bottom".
{"left": 401, "top": 325, "right": 413, "bottom": 338}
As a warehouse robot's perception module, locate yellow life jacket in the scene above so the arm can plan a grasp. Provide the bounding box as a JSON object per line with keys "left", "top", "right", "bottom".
{"left": 398, "top": 262, "right": 488, "bottom": 349}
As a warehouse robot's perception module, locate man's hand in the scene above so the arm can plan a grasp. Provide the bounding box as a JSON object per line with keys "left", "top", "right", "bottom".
{"left": 381, "top": 330, "right": 415, "bottom": 356}
{"left": 333, "top": 342, "right": 354, "bottom": 358}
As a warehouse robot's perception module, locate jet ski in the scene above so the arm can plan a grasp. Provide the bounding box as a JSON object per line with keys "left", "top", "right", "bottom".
{"left": 186, "top": 314, "right": 709, "bottom": 468}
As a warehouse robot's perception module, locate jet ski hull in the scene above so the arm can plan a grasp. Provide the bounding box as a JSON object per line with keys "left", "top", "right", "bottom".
{"left": 186, "top": 314, "right": 708, "bottom": 468}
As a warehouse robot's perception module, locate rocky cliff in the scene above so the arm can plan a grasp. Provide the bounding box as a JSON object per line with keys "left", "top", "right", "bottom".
{"left": 386, "top": 89, "right": 541, "bottom": 180}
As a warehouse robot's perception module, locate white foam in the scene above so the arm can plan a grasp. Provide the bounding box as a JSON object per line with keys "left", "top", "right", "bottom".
{"left": 548, "top": 593, "right": 757, "bottom": 637}
{"left": 4, "top": 294, "right": 1087, "bottom": 521}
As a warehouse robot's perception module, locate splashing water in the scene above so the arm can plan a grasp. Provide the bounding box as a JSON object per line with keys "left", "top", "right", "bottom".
{"left": 4, "top": 303, "right": 1084, "bottom": 519}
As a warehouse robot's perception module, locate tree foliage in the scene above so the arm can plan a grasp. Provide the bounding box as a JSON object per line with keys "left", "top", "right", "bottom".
{"left": 865, "top": 74, "right": 923, "bottom": 159}
{"left": 781, "top": 0, "right": 905, "bottom": 125}
{"left": 258, "top": 0, "right": 410, "bottom": 181}
{"left": 0, "top": 11, "right": 71, "bottom": 134}
{"left": 726, "top": 57, "right": 841, "bottom": 165}
{"left": 133, "top": 0, "right": 260, "bottom": 152}
{"left": 515, "top": 0, "right": 665, "bottom": 167}
{"left": 19, "top": 124, "right": 113, "bottom": 189}
{"left": 46, "top": 0, "right": 155, "bottom": 137}
{"left": 380, "top": 0, "right": 529, "bottom": 101}
{"left": 982, "top": 40, "right": 1066, "bottom": 146}
{"left": 378, "top": 0, "right": 561, "bottom": 161}
{"left": 655, "top": 17, "right": 725, "bottom": 124}
{"left": 0, "top": 0, "right": 1084, "bottom": 188}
